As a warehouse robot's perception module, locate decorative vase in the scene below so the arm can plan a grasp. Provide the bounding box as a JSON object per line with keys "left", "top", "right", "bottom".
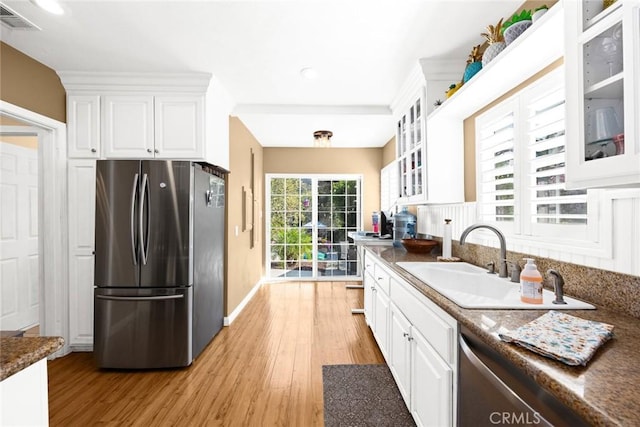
{"left": 503, "top": 20, "right": 532, "bottom": 45}
{"left": 463, "top": 61, "right": 482, "bottom": 83}
{"left": 532, "top": 8, "right": 547, "bottom": 23}
{"left": 482, "top": 42, "right": 506, "bottom": 67}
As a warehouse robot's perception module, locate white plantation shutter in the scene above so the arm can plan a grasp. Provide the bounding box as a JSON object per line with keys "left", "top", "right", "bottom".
{"left": 476, "top": 68, "right": 589, "bottom": 241}
{"left": 522, "top": 74, "right": 588, "bottom": 239}
{"left": 477, "top": 100, "right": 518, "bottom": 233}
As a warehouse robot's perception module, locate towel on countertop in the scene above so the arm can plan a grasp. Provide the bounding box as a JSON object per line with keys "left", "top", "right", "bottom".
{"left": 499, "top": 311, "right": 614, "bottom": 366}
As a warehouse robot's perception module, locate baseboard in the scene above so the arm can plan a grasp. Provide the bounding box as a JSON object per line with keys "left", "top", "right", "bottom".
{"left": 69, "top": 344, "right": 93, "bottom": 353}
{"left": 224, "top": 280, "right": 263, "bottom": 326}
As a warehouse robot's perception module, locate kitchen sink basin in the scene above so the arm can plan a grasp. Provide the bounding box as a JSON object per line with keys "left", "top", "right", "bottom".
{"left": 396, "top": 262, "right": 595, "bottom": 310}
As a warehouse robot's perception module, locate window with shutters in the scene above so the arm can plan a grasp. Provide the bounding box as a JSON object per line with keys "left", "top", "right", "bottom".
{"left": 476, "top": 68, "right": 591, "bottom": 242}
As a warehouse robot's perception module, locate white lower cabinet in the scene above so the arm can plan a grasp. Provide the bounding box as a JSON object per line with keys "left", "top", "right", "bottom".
{"left": 389, "top": 303, "right": 412, "bottom": 403}
{"left": 411, "top": 326, "right": 453, "bottom": 427}
{"left": 363, "top": 252, "right": 391, "bottom": 360}
{"left": 364, "top": 249, "right": 457, "bottom": 427}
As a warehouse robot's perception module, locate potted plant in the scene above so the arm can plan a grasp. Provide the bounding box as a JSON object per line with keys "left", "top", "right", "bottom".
{"left": 532, "top": 5, "right": 548, "bottom": 23}
{"left": 481, "top": 18, "right": 506, "bottom": 67}
{"left": 446, "top": 81, "right": 463, "bottom": 98}
{"left": 502, "top": 9, "right": 532, "bottom": 45}
{"left": 463, "top": 45, "right": 483, "bottom": 83}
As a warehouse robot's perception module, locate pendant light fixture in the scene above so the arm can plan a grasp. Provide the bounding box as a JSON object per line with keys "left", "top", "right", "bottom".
{"left": 313, "top": 130, "right": 333, "bottom": 148}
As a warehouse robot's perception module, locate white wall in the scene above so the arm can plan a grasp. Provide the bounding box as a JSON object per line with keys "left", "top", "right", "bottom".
{"left": 417, "top": 189, "right": 640, "bottom": 277}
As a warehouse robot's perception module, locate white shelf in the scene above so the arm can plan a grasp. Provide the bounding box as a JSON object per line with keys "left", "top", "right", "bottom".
{"left": 427, "top": 4, "right": 564, "bottom": 122}
{"left": 584, "top": 73, "right": 624, "bottom": 98}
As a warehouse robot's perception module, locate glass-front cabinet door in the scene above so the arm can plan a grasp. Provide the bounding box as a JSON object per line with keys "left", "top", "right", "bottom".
{"left": 396, "top": 90, "right": 427, "bottom": 202}
{"left": 565, "top": 0, "right": 640, "bottom": 188}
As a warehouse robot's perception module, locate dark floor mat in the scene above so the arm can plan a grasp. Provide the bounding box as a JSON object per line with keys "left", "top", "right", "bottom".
{"left": 322, "top": 364, "right": 416, "bottom": 427}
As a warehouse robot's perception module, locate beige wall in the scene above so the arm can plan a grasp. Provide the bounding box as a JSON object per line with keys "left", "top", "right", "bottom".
{"left": 227, "top": 117, "right": 264, "bottom": 315}
{"left": 264, "top": 147, "right": 383, "bottom": 230}
{"left": 381, "top": 136, "right": 396, "bottom": 167}
{"left": 0, "top": 42, "right": 66, "bottom": 123}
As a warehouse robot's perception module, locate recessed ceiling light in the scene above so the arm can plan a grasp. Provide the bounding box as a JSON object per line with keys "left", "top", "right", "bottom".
{"left": 300, "top": 67, "right": 318, "bottom": 80}
{"left": 31, "top": 0, "right": 64, "bottom": 15}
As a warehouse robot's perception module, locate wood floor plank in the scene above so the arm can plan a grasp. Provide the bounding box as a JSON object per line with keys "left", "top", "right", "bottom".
{"left": 47, "top": 281, "right": 383, "bottom": 426}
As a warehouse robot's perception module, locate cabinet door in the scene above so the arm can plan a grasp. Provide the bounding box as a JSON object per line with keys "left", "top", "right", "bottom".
{"left": 363, "top": 269, "right": 374, "bottom": 326}
{"left": 68, "top": 160, "right": 96, "bottom": 348}
{"left": 154, "top": 95, "right": 205, "bottom": 159}
{"left": 565, "top": 0, "right": 640, "bottom": 188}
{"left": 396, "top": 91, "right": 427, "bottom": 203}
{"left": 389, "top": 303, "right": 412, "bottom": 405}
{"left": 411, "top": 327, "right": 453, "bottom": 427}
{"left": 102, "top": 95, "right": 154, "bottom": 158}
{"left": 67, "top": 95, "right": 100, "bottom": 158}
{"left": 373, "top": 286, "right": 390, "bottom": 360}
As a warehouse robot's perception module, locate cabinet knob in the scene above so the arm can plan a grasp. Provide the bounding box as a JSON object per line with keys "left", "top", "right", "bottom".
{"left": 91, "top": 148, "right": 97, "bottom": 153}
{"left": 403, "top": 332, "right": 409, "bottom": 338}
{"left": 147, "top": 148, "right": 152, "bottom": 153}
{"left": 408, "top": 336, "right": 414, "bottom": 341}
{"left": 154, "top": 149, "right": 159, "bottom": 154}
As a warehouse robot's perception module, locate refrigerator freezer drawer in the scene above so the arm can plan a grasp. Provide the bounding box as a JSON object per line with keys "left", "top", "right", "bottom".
{"left": 94, "top": 287, "right": 193, "bottom": 369}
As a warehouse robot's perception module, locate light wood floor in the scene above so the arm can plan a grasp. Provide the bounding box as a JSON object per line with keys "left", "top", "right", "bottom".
{"left": 47, "top": 282, "right": 384, "bottom": 426}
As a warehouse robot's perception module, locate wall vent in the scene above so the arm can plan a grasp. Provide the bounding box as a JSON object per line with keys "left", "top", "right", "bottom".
{"left": 0, "top": 3, "right": 40, "bottom": 30}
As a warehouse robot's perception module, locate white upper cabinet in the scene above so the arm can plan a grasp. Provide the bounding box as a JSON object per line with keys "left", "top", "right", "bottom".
{"left": 565, "top": 0, "right": 640, "bottom": 188}
{"left": 59, "top": 72, "right": 231, "bottom": 170}
{"left": 67, "top": 95, "right": 100, "bottom": 158}
{"left": 154, "top": 95, "right": 205, "bottom": 159}
{"left": 392, "top": 61, "right": 463, "bottom": 204}
{"left": 102, "top": 95, "right": 155, "bottom": 158}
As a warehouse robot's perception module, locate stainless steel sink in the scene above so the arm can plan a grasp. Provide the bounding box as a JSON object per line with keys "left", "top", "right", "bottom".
{"left": 396, "top": 262, "right": 595, "bottom": 310}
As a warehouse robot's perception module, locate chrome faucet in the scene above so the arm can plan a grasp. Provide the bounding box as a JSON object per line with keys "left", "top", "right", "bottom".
{"left": 460, "top": 224, "right": 508, "bottom": 278}
{"left": 547, "top": 269, "right": 567, "bottom": 305}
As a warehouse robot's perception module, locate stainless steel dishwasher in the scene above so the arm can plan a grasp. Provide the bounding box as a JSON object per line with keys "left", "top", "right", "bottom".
{"left": 458, "top": 325, "right": 589, "bottom": 427}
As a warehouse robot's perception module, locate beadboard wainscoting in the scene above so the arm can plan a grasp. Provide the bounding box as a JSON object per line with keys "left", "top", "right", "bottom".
{"left": 417, "top": 189, "right": 640, "bottom": 277}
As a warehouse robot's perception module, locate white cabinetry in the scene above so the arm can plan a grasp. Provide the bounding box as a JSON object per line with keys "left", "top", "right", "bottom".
{"left": 364, "top": 249, "right": 457, "bottom": 426}
{"left": 565, "top": 0, "right": 640, "bottom": 188}
{"left": 391, "top": 61, "right": 463, "bottom": 204}
{"left": 67, "top": 95, "right": 100, "bottom": 158}
{"left": 67, "top": 160, "right": 96, "bottom": 349}
{"left": 102, "top": 94, "right": 205, "bottom": 159}
{"left": 0, "top": 359, "right": 49, "bottom": 426}
{"left": 59, "top": 72, "right": 230, "bottom": 169}
{"left": 363, "top": 252, "right": 390, "bottom": 360}
{"left": 102, "top": 95, "right": 154, "bottom": 158}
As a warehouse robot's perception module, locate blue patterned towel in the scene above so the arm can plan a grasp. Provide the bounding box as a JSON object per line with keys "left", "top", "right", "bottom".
{"left": 499, "top": 311, "right": 614, "bottom": 366}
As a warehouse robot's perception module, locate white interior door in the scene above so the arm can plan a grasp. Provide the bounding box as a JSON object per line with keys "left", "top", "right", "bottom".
{"left": 0, "top": 139, "right": 39, "bottom": 331}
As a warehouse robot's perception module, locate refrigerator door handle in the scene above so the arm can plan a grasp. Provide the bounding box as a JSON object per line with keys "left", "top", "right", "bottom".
{"left": 140, "top": 173, "right": 150, "bottom": 265}
{"left": 130, "top": 172, "right": 139, "bottom": 265}
{"left": 96, "top": 294, "right": 184, "bottom": 302}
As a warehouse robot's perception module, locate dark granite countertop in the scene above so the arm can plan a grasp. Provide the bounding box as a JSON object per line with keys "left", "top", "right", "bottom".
{"left": 0, "top": 336, "right": 64, "bottom": 381}
{"left": 364, "top": 245, "right": 640, "bottom": 427}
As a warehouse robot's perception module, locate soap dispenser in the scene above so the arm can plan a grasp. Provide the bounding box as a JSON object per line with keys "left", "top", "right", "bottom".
{"left": 520, "top": 258, "right": 543, "bottom": 304}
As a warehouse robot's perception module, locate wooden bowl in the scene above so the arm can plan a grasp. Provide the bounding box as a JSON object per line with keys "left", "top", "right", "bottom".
{"left": 401, "top": 238, "right": 439, "bottom": 254}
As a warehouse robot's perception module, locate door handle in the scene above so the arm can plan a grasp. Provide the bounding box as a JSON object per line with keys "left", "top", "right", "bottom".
{"left": 96, "top": 294, "right": 184, "bottom": 302}
{"left": 139, "top": 173, "right": 150, "bottom": 265}
{"left": 130, "top": 173, "right": 139, "bottom": 265}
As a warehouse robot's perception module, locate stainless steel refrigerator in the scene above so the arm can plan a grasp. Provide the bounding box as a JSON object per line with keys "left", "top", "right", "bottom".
{"left": 93, "top": 160, "right": 225, "bottom": 369}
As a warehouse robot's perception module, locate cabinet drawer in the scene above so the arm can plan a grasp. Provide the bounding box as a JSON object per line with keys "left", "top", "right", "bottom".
{"left": 391, "top": 276, "right": 456, "bottom": 364}
{"left": 373, "top": 263, "right": 391, "bottom": 295}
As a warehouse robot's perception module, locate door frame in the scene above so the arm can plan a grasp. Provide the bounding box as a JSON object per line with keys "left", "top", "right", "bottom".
{"left": 1, "top": 100, "right": 69, "bottom": 357}
{"left": 265, "top": 173, "right": 362, "bottom": 281}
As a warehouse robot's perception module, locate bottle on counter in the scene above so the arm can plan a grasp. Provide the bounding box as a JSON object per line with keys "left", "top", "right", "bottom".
{"left": 520, "top": 258, "right": 543, "bottom": 304}
{"left": 372, "top": 211, "right": 380, "bottom": 234}
{"left": 442, "top": 219, "right": 452, "bottom": 259}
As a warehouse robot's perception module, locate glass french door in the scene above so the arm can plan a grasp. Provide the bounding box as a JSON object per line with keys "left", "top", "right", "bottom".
{"left": 267, "top": 174, "right": 361, "bottom": 279}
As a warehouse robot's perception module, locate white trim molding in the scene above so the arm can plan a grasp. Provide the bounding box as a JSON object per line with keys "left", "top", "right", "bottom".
{"left": 224, "top": 280, "right": 264, "bottom": 326}
{"left": 0, "top": 101, "right": 70, "bottom": 358}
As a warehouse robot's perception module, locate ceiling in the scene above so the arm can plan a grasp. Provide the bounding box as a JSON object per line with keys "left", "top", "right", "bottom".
{"left": 1, "top": 0, "right": 521, "bottom": 148}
